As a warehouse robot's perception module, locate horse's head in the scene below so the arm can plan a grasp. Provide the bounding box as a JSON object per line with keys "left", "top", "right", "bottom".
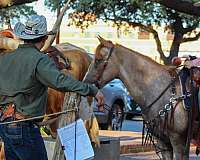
{"left": 84, "top": 36, "right": 119, "bottom": 88}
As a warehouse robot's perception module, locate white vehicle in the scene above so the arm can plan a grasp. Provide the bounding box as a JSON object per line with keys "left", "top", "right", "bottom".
{"left": 92, "top": 79, "right": 141, "bottom": 130}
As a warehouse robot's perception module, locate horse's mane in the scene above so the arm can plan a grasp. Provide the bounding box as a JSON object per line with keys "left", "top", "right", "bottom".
{"left": 116, "top": 43, "right": 162, "bottom": 65}
{"left": 55, "top": 42, "right": 87, "bottom": 53}
{"left": 55, "top": 42, "right": 92, "bottom": 62}
{"left": 95, "top": 41, "right": 177, "bottom": 74}
{"left": 95, "top": 44, "right": 104, "bottom": 59}
{"left": 117, "top": 44, "right": 180, "bottom": 76}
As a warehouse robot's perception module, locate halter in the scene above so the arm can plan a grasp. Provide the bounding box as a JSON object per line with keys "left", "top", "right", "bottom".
{"left": 94, "top": 45, "right": 114, "bottom": 88}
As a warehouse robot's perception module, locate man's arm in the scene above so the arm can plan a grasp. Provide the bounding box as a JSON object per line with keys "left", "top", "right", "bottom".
{"left": 35, "top": 55, "right": 104, "bottom": 107}
{"left": 35, "top": 55, "right": 97, "bottom": 96}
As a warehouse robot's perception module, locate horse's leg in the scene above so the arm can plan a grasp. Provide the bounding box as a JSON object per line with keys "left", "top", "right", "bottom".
{"left": 170, "top": 134, "right": 189, "bottom": 160}
{"left": 156, "top": 139, "right": 173, "bottom": 160}
{"left": 0, "top": 142, "right": 5, "bottom": 160}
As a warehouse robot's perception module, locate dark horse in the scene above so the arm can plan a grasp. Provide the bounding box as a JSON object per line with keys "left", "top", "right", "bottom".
{"left": 84, "top": 36, "right": 195, "bottom": 160}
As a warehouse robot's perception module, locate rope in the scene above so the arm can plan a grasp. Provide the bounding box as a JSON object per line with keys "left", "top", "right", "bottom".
{"left": 0, "top": 108, "right": 77, "bottom": 125}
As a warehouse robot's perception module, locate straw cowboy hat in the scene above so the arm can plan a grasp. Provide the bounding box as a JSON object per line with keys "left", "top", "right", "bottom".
{"left": 13, "top": 15, "right": 50, "bottom": 40}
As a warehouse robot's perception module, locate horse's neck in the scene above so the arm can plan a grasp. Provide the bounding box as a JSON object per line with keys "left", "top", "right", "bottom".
{"left": 116, "top": 46, "right": 172, "bottom": 107}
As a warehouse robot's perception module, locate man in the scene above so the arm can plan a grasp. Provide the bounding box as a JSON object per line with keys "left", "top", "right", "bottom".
{"left": 184, "top": 57, "right": 200, "bottom": 68}
{"left": 0, "top": 15, "right": 104, "bottom": 160}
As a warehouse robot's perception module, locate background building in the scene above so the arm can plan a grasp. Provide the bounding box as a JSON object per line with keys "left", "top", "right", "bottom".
{"left": 58, "top": 20, "right": 200, "bottom": 63}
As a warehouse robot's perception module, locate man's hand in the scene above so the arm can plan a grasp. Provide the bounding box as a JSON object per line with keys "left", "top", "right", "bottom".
{"left": 184, "top": 60, "right": 193, "bottom": 69}
{"left": 95, "top": 91, "right": 104, "bottom": 112}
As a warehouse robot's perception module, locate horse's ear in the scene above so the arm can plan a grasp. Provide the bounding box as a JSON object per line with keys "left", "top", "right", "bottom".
{"left": 97, "top": 35, "right": 106, "bottom": 44}
{"left": 97, "top": 35, "right": 113, "bottom": 47}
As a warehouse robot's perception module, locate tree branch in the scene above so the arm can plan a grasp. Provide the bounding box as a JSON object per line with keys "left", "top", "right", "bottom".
{"left": 182, "top": 32, "right": 200, "bottom": 43}
{"left": 182, "top": 23, "right": 199, "bottom": 34}
{"left": 0, "top": 0, "right": 37, "bottom": 9}
{"left": 107, "top": 17, "right": 167, "bottom": 61}
{"left": 147, "top": 0, "right": 200, "bottom": 16}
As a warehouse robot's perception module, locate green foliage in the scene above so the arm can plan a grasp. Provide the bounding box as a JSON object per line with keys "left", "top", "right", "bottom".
{"left": 44, "top": 0, "right": 200, "bottom": 64}
{"left": 44, "top": 0, "right": 200, "bottom": 33}
{"left": 44, "top": 0, "right": 60, "bottom": 11}
{"left": 0, "top": 4, "right": 36, "bottom": 27}
{"left": 43, "top": 0, "right": 200, "bottom": 32}
{"left": 68, "top": 1, "right": 200, "bottom": 30}
{"left": 44, "top": 0, "right": 70, "bottom": 11}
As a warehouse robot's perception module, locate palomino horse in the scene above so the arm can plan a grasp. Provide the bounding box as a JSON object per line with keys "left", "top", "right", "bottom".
{"left": 84, "top": 36, "right": 192, "bottom": 160}
{"left": 46, "top": 42, "right": 93, "bottom": 135}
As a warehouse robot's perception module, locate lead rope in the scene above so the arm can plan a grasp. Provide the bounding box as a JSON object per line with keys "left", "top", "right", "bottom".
{"left": 0, "top": 109, "right": 76, "bottom": 125}
{"left": 74, "top": 111, "right": 77, "bottom": 160}
{"left": 73, "top": 95, "right": 81, "bottom": 160}
{"left": 184, "top": 68, "right": 195, "bottom": 156}
{"left": 74, "top": 104, "right": 78, "bottom": 160}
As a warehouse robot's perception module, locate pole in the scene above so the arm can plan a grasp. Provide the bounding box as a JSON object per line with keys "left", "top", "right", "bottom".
{"left": 52, "top": 92, "right": 80, "bottom": 160}
{"left": 56, "top": 1, "right": 61, "bottom": 44}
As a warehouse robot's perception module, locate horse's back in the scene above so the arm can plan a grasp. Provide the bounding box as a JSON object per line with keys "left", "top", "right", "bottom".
{"left": 47, "top": 43, "right": 92, "bottom": 135}
{"left": 55, "top": 43, "right": 92, "bottom": 80}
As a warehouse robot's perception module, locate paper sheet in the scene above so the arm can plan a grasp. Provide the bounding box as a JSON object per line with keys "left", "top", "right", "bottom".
{"left": 57, "top": 119, "right": 94, "bottom": 160}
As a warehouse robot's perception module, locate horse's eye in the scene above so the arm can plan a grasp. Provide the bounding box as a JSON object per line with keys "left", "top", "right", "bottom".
{"left": 95, "top": 59, "right": 103, "bottom": 65}
{"left": 94, "top": 59, "right": 104, "bottom": 68}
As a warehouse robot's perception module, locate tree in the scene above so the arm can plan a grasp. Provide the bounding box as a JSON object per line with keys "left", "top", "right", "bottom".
{"left": 0, "top": 0, "right": 36, "bottom": 9}
{"left": 0, "top": 4, "right": 36, "bottom": 29}
{"left": 45, "top": 0, "right": 200, "bottom": 64}
{"left": 146, "top": 0, "right": 200, "bottom": 17}
{"left": 2, "top": 0, "right": 200, "bottom": 17}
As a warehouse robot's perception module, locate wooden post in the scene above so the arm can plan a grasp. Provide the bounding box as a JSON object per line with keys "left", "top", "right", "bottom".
{"left": 52, "top": 92, "right": 80, "bottom": 160}
{"left": 56, "top": 1, "right": 61, "bottom": 44}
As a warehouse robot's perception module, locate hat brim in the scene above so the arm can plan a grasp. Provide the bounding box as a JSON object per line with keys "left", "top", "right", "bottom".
{"left": 13, "top": 22, "right": 48, "bottom": 40}
{"left": 194, "top": 2, "right": 200, "bottom": 7}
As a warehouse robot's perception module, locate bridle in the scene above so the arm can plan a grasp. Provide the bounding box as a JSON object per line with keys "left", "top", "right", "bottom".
{"left": 94, "top": 45, "right": 115, "bottom": 88}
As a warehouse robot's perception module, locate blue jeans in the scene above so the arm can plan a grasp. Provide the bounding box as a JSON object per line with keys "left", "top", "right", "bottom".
{"left": 0, "top": 120, "right": 48, "bottom": 160}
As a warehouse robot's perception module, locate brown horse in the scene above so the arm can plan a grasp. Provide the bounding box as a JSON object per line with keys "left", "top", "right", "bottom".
{"left": 84, "top": 36, "right": 193, "bottom": 160}
{"left": 46, "top": 42, "right": 92, "bottom": 135}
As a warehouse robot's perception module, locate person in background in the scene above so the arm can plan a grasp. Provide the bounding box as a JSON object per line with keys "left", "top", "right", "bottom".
{"left": 184, "top": 57, "right": 200, "bottom": 69}
{"left": 0, "top": 15, "right": 104, "bottom": 160}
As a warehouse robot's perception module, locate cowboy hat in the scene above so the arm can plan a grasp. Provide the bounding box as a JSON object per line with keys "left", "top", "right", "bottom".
{"left": 194, "top": 1, "right": 200, "bottom": 7}
{"left": 13, "top": 15, "right": 49, "bottom": 40}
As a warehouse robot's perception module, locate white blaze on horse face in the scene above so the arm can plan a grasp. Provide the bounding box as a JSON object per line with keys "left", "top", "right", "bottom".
{"left": 101, "top": 47, "right": 110, "bottom": 60}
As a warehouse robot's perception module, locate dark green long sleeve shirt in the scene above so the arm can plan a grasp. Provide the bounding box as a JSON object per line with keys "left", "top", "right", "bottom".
{"left": 0, "top": 44, "right": 98, "bottom": 117}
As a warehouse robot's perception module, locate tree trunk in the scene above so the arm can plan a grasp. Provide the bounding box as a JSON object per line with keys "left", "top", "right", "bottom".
{"left": 165, "top": 32, "right": 183, "bottom": 64}
{"left": 52, "top": 92, "right": 80, "bottom": 160}
{"left": 162, "top": 12, "right": 184, "bottom": 65}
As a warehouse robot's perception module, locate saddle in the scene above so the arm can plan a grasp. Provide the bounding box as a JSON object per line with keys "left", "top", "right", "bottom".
{"left": 44, "top": 46, "right": 71, "bottom": 70}
{"left": 192, "top": 67, "right": 200, "bottom": 86}
{"left": 180, "top": 67, "right": 200, "bottom": 153}
{"left": 179, "top": 67, "right": 200, "bottom": 109}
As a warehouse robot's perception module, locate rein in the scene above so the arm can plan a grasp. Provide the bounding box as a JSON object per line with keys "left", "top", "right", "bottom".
{"left": 142, "top": 69, "right": 181, "bottom": 113}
